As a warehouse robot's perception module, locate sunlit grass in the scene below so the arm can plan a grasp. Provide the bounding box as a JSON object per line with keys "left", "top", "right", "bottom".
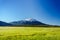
{"left": 0, "top": 27, "right": 60, "bottom": 40}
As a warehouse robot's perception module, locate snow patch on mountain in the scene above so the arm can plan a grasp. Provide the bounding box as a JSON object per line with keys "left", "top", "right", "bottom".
{"left": 24, "top": 18, "right": 37, "bottom": 21}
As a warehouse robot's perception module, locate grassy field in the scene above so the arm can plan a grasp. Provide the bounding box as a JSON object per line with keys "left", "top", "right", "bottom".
{"left": 0, "top": 27, "right": 60, "bottom": 40}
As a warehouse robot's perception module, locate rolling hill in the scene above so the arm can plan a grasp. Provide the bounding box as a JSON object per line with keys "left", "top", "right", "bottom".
{"left": 0, "top": 21, "right": 12, "bottom": 26}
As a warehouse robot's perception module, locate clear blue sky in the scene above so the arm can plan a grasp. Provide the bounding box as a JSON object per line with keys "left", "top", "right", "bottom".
{"left": 0, "top": 0, "right": 60, "bottom": 25}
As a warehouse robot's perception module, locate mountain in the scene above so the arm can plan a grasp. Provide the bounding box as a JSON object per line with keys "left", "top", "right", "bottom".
{"left": 0, "top": 21, "right": 12, "bottom": 26}
{"left": 10, "top": 18, "right": 46, "bottom": 25}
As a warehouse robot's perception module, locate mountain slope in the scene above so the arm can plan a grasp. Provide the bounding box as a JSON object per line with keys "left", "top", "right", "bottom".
{"left": 0, "top": 21, "right": 12, "bottom": 26}
{"left": 10, "top": 18, "right": 46, "bottom": 25}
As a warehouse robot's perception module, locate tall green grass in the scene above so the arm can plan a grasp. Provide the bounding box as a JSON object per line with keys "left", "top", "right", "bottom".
{"left": 0, "top": 27, "right": 60, "bottom": 40}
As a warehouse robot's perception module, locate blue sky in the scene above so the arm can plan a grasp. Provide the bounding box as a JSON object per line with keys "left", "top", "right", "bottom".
{"left": 0, "top": 0, "right": 60, "bottom": 25}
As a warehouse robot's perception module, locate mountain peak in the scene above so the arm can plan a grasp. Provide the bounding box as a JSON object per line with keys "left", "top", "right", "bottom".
{"left": 10, "top": 18, "right": 46, "bottom": 25}
{"left": 24, "top": 18, "right": 37, "bottom": 21}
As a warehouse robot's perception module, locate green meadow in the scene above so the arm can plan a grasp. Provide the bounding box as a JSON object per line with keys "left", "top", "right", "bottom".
{"left": 0, "top": 27, "right": 60, "bottom": 40}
